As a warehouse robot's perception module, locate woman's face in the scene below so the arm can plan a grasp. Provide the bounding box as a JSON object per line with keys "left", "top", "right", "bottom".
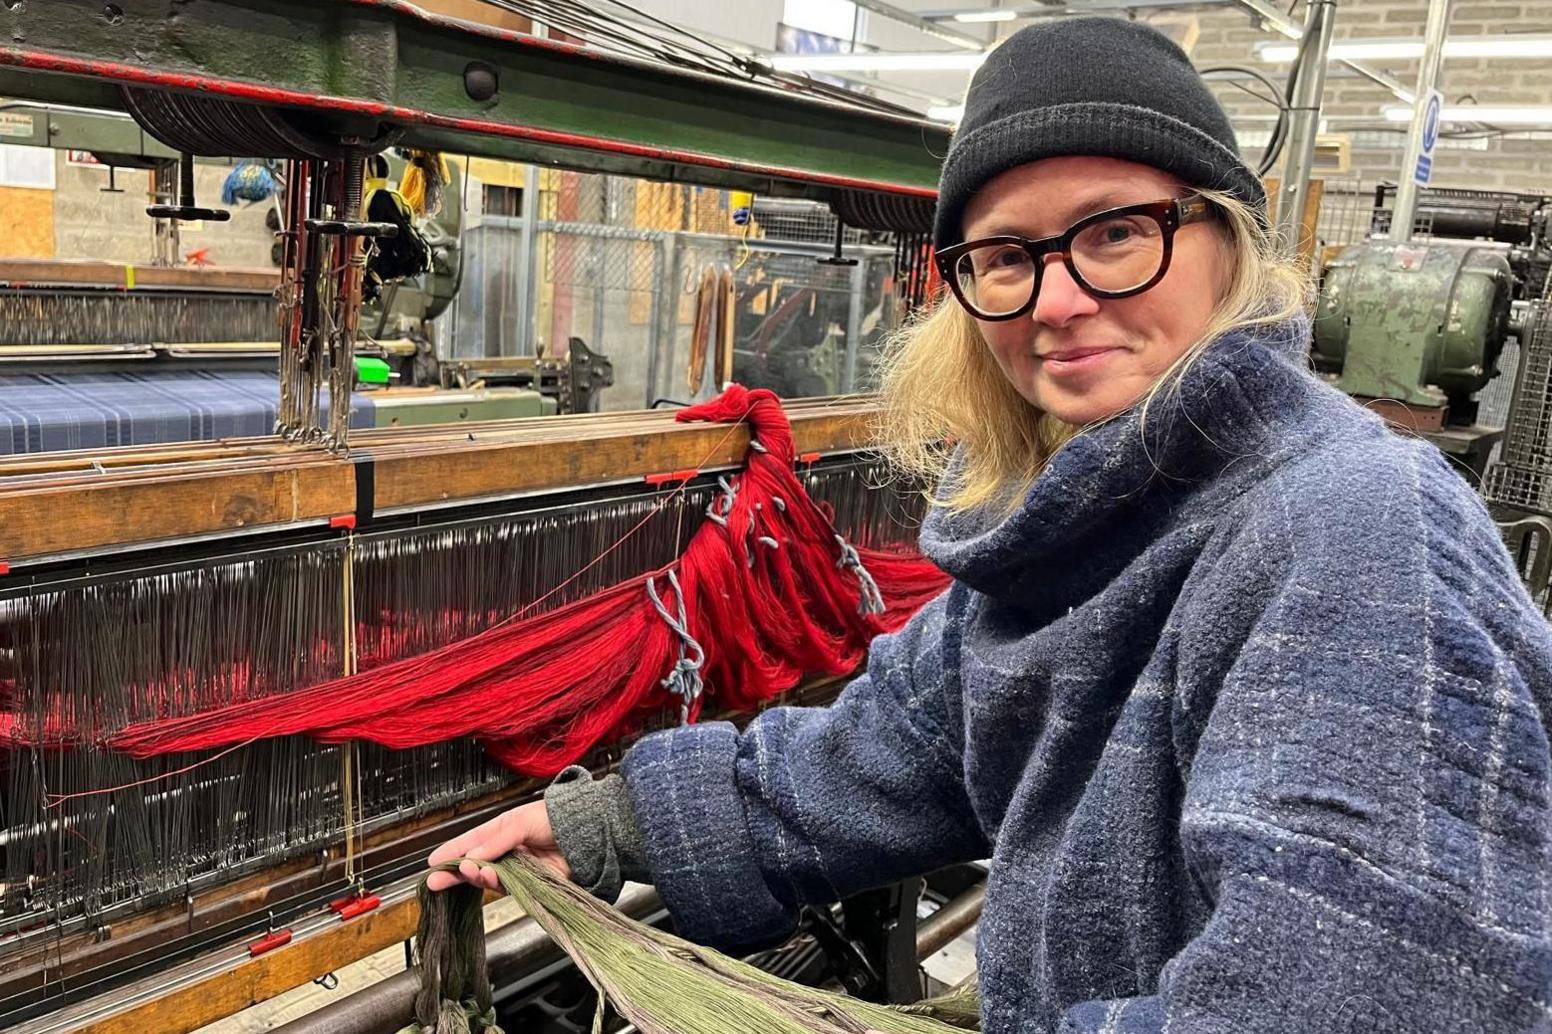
{"left": 958, "top": 156, "right": 1229, "bottom": 426}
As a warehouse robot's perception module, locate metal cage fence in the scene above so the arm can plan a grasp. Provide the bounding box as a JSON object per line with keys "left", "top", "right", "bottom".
{"left": 441, "top": 169, "right": 903, "bottom": 410}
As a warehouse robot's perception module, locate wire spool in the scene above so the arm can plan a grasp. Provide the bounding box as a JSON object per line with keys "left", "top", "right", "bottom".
{"left": 687, "top": 266, "right": 717, "bottom": 394}
{"left": 830, "top": 189, "right": 933, "bottom": 236}
{"left": 121, "top": 87, "right": 401, "bottom": 159}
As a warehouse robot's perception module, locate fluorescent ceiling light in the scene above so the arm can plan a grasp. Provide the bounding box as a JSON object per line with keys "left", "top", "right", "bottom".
{"left": 767, "top": 51, "right": 986, "bottom": 72}
{"left": 1259, "top": 35, "right": 1552, "bottom": 62}
{"left": 1381, "top": 103, "right": 1552, "bottom": 124}
{"left": 927, "top": 104, "right": 965, "bottom": 121}
{"left": 952, "top": 10, "right": 1018, "bottom": 21}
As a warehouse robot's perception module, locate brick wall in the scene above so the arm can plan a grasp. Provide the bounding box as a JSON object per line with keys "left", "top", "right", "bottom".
{"left": 1182, "top": 0, "right": 1552, "bottom": 196}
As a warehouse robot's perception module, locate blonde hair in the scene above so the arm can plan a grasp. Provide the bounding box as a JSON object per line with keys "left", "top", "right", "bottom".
{"left": 874, "top": 187, "right": 1311, "bottom": 514}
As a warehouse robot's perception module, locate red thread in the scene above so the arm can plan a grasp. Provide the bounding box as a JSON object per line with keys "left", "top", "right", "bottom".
{"left": 43, "top": 737, "right": 262, "bottom": 808}
{"left": 72, "top": 388, "right": 947, "bottom": 778}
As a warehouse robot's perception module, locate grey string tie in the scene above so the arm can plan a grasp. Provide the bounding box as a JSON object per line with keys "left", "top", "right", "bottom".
{"left": 835, "top": 534, "right": 885, "bottom": 616}
{"left": 645, "top": 570, "right": 705, "bottom": 723}
{"left": 705, "top": 474, "right": 738, "bottom": 528}
{"left": 743, "top": 502, "right": 780, "bottom": 568}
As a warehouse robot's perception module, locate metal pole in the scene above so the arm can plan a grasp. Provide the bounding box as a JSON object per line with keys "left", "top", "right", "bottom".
{"left": 516, "top": 164, "right": 540, "bottom": 357}
{"left": 1275, "top": 0, "right": 1335, "bottom": 260}
{"left": 843, "top": 257, "right": 866, "bottom": 393}
{"left": 1390, "top": 0, "right": 1455, "bottom": 244}
{"left": 916, "top": 883, "right": 986, "bottom": 959}
{"left": 1231, "top": 0, "right": 1413, "bottom": 103}
{"left": 644, "top": 238, "right": 665, "bottom": 407}
{"left": 654, "top": 236, "right": 683, "bottom": 402}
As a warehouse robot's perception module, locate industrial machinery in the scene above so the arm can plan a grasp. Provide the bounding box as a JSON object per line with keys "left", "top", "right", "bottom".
{"left": 0, "top": 2, "right": 952, "bottom": 1032}
{"left": 1314, "top": 185, "right": 1549, "bottom": 481}
{"left": 0, "top": 102, "right": 610, "bottom": 441}
{"left": 1313, "top": 183, "right": 1552, "bottom": 612}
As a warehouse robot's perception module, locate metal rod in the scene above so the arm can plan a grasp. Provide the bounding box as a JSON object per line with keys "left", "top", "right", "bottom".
{"left": 915, "top": 883, "right": 986, "bottom": 960}
{"left": 517, "top": 163, "right": 540, "bottom": 358}
{"left": 273, "top": 884, "right": 664, "bottom": 1034}
{"left": 843, "top": 257, "right": 866, "bottom": 393}
{"left": 1390, "top": 0, "right": 1456, "bottom": 244}
{"left": 644, "top": 237, "right": 666, "bottom": 407}
{"left": 848, "top": 0, "right": 988, "bottom": 50}
{"left": 1275, "top": 0, "right": 1335, "bottom": 261}
{"left": 1230, "top": 0, "right": 1413, "bottom": 102}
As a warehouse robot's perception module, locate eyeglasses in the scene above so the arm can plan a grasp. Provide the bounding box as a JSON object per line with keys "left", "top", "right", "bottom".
{"left": 934, "top": 195, "right": 1214, "bottom": 322}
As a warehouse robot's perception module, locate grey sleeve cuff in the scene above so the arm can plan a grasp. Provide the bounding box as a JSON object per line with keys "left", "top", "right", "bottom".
{"left": 543, "top": 765, "right": 652, "bottom": 902}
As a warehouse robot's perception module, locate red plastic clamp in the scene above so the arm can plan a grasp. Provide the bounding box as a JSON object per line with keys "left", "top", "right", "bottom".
{"left": 334, "top": 894, "right": 381, "bottom": 921}
{"left": 248, "top": 929, "right": 293, "bottom": 957}
{"left": 644, "top": 468, "right": 699, "bottom": 487}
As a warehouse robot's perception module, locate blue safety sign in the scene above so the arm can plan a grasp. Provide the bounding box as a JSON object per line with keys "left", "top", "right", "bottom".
{"left": 1415, "top": 90, "right": 1443, "bottom": 185}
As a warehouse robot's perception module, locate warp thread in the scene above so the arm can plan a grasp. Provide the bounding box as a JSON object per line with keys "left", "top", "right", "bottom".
{"left": 90, "top": 386, "right": 950, "bottom": 777}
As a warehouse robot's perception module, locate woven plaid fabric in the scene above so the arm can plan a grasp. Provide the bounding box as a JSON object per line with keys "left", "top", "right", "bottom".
{"left": 622, "top": 318, "right": 1552, "bottom": 1033}
{"left": 0, "top": 370, "right": 374, "bottom": 453}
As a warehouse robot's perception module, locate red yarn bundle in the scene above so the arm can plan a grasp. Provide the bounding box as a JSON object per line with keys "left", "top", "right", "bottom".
{"left": 105, "top": 387, "right": 948, "bottom": 776}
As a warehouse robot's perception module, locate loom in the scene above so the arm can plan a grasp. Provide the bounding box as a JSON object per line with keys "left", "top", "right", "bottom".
{"left": 0, "top": 103, "right": 601, "bottom": 442}
{"left": 0, "top": 3, "right": 962, "bottom": 1032}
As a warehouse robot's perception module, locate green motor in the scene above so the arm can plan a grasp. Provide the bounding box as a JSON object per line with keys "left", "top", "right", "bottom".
{"left": 1313, "top": 239, "right": 1512, "bottom": 419}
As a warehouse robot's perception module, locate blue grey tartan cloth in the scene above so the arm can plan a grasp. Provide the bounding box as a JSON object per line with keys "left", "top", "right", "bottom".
{"left": 623, "top": 318, "right": 1552, "bottom": 1033}
{"left": 0, "top": 370, "right": 374, "bottom": 453}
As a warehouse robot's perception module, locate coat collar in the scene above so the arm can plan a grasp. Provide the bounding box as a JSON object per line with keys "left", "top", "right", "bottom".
{"left": 919, "top": 317, "right": 1370, "bottom": 611}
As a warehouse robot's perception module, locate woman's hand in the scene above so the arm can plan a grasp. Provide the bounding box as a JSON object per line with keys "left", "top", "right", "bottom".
{"left": 426, "top": 800, "right": 571, "bottom": 891}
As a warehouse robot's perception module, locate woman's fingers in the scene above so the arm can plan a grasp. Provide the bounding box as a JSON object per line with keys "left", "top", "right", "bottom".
{"left": 426, "top": 801, "right": 553, "bottom": 891}
{"left": 425, "top": 869, "right": 462, "bottom": 892}
{"left": 426, "top": 811, "right": 510, "bottom": 867}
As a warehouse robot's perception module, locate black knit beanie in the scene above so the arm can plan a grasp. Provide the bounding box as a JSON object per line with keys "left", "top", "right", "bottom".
{"left": 933, "top": 17, "right": 1265, "bottom": 248}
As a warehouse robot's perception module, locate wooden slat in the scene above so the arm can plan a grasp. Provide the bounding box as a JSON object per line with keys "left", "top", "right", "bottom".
{"left": 0, "top": 404, "right": 876, "bottom": 563}
{"left": 0, "top": 462, "right": 354, "bottom": 561}
{"left": 72, "top": 893, "right": 422, "bottom": 1034}
{"left": 370, "top": 411, "right": 869, "bottom": 510}
{"left": 0, "top": 259, "right": 278, "bottom": 292}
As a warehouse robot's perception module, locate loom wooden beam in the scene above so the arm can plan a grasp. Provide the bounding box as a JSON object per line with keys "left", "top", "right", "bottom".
{"left": 62, "top": 890, "right": 423, "bottom": 1034}
{"left": 0, "top": 777, "right": 546, "bottom": 1003}
{"left": 6, "top": 684, "right": 842, "bottom": 1033}
{"left": 0, "top": 259, "right": 279, "bottom": 293}
{"left": 0, "top": 404, "right": 874, "bottom": 564}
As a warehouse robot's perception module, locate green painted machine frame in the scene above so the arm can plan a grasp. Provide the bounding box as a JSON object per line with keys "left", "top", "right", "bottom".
{"left": 0, "top": 0, "right": 947, "bottom": 204}
{"left": 1314, "top": 239, "right": 1512, "bottom": 410}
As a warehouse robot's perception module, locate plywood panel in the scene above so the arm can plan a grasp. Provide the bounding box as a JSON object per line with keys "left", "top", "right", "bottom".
{"left": 0, "top": 186, "right": 54, "bottom": 259}
{"left": 417, "top": 0, "right": 531, "bottom": 31}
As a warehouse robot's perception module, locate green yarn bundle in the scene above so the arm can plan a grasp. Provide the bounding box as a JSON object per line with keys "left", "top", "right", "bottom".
{"left": 405, "top": 853, "right": 979, "bottom": 1034}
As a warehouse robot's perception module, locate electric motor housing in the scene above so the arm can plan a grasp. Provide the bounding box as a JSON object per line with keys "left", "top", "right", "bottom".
{"left": 1314, "top": 239, "right": 1513, "bottom": 418}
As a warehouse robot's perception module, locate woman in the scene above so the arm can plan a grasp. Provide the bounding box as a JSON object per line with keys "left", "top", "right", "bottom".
{"left": 431, "top": 18, "right": 1552, "bottom": 1033}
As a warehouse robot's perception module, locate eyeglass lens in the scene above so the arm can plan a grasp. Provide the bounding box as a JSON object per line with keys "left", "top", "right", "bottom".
{"left": 952, "top": 210, "right": 1168, "bottom": 318}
